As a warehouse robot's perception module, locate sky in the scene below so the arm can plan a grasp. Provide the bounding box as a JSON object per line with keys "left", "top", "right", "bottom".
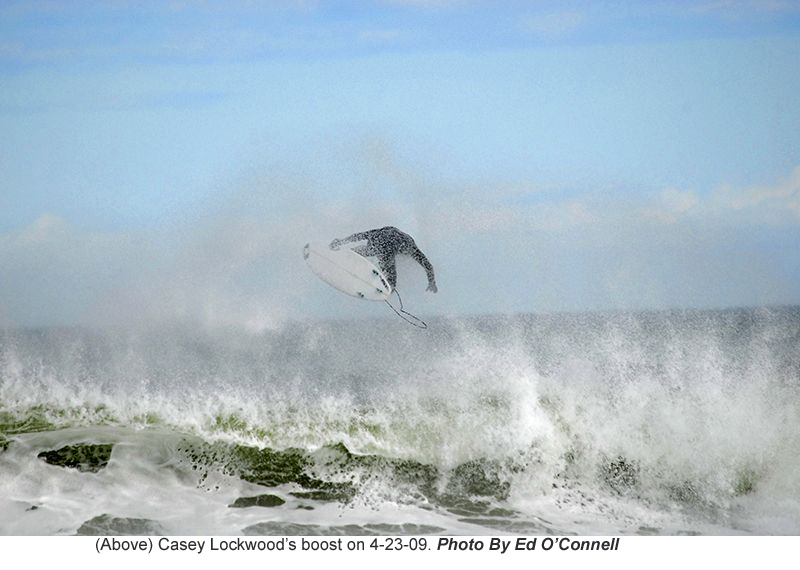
{"left": 1, "top": 0, "right": 799, "bottom": 327}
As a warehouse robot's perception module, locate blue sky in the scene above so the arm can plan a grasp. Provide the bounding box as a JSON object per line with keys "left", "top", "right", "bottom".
{"left": 1, "top": 1, "right": 799, "bottom": 326}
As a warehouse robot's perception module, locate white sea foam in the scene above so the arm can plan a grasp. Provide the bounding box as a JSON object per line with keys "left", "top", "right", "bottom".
{"left": 1, "top": 307, "right": 798, "bottom": 534}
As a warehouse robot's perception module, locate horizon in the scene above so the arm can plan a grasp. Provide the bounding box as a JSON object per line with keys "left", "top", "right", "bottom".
{"left": 3, "top": 302, "right": 798, "bottom": 333}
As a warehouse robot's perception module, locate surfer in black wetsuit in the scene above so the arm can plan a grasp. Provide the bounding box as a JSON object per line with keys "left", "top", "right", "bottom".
{"left": 330, "top": 226, "right": 438, "bottom": 293}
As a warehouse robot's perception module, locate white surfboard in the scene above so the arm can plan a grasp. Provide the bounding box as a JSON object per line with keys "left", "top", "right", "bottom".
{"left": 303, "top": 242, "right": 392, "bottom": 301}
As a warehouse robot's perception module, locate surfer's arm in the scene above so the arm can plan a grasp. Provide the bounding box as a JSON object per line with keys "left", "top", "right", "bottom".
{"left": 410, "top": 247, "right": 437, "bottom": 293}
{"left": 330, "top": 231, "right": 370, "bottom": 250}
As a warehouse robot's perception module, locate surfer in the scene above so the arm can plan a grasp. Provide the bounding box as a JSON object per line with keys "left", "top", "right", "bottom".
{"left": 330, "top": 226, "right": 438, "bottom": 293}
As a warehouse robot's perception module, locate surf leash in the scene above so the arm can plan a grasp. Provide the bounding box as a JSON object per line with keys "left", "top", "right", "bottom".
{"left": 385, "top": 289, "right": 428, "bottom": 329}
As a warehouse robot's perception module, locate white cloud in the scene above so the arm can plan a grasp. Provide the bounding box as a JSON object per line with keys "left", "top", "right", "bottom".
{"left": 621, "top": 167, "right": 800, "bottom": 227}
{"left": 639, "top": 188, "right": 700, "bottom": 224}
{"left": 13, "top": 213, "right": 67, "bottom": 244}
{"left": 715, "top": 166, "right": 800, "bottom": 221}
{"left": 416, "top": 165, "right": 800, "bottom": 243}
{"left": 662, "top": 188, "right": 700, "bottom": 214}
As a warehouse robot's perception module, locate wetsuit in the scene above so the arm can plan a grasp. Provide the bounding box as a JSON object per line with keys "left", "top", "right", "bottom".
{"left": 330, "top": 226, "right": 437, "bottom": 292}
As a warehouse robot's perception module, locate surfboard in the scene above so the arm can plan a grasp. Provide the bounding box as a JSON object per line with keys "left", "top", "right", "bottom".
{"left": 303, "top": 242, "right": 393, "bottom": 301}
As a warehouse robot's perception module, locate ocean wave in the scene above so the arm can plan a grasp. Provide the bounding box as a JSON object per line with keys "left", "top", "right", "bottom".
{"left": 1, "top": 307, "right": 799, "bottom": 534}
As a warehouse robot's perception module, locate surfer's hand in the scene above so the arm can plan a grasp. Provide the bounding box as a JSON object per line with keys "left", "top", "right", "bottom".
{"left": 329, "top": 239, "right": 341, "bottom": 250}
{"left": 427, "top": 283, "right": 438, "bottom": 293}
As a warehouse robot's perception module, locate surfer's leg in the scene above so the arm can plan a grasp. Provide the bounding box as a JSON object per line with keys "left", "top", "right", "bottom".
{"left": 382, "top": 259, "right": 397, "bottom": 289}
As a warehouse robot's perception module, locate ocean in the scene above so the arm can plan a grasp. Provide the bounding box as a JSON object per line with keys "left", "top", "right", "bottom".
{"left": 1, "top": 306, "right": 798, "bottom": 535}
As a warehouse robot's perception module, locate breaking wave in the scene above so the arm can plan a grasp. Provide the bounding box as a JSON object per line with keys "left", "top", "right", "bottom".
{"left": 1, "top": 307, "right": 799, "bottom": 535}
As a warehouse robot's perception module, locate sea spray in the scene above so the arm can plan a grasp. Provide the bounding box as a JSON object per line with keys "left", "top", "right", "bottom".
{"left": 1, "top": 307, "right": 799, "bottom": 534}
